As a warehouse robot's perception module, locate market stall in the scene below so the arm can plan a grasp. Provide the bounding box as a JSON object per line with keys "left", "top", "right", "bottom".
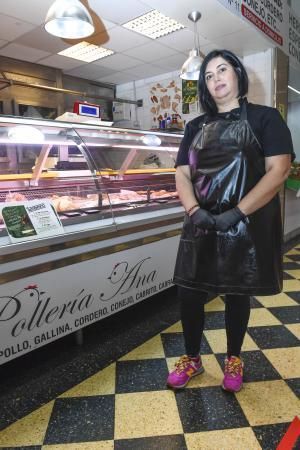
{"left": 0, "top": 116, "right": 184, "bottom": 365}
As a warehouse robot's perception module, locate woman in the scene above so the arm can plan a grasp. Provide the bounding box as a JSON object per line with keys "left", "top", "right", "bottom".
{"left": 167, "top": 49, "right": 294, "bottom": 393}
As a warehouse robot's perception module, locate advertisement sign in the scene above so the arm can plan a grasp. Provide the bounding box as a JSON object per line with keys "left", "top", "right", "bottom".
{"left": 217, "top": 0, "right": 241, "bottom": 17}
{"left": 1, "top": 199, "right": 63, "bottom": 243}
{"left": 241, "top": 0, "right": 284, "bottom": 46}
{"left": 217, "top": 0, "right": 300, "bottom": 69}
{"left": 0, "top": 235, "right": 180, "bottom": 365}
{"left": 287, "top": 7, "right": 300, "bottom": 67}
{"left": 182, "top": 79, "right": 199, "bottom": 115}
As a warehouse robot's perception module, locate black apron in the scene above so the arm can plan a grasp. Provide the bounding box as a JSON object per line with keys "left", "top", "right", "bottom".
{"left": 173, "top": 100, "right": 283, "bottom": 296}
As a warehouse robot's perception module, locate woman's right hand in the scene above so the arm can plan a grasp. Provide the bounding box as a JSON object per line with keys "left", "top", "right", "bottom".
{"left": 190, "top": 208, "right": 216, "bottom": 229}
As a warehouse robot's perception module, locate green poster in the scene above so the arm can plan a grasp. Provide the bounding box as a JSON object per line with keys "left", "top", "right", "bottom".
{"left": 2, "top": 205, "right": 36, "bottom": 239}
{"left": 182, "top": 79, "right": 198, "bottom": 104}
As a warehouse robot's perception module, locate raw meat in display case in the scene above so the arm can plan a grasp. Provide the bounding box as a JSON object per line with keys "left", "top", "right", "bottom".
{"left": 0, "top": 116, "right": 183, "bottom": 231}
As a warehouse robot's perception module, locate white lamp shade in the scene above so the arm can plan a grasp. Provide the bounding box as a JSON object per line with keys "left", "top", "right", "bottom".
{"left": 180, "top": 49, "right": 202, "bottom": 80}
{"left": 45, "top": 0, "right": 94, "bottom": 39}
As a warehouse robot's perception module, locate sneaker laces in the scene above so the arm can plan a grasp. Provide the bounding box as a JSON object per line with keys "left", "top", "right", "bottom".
{"left": 174, "top": 355, "right": 198, "bottom": 373}
{"left": 225, "top": 358, "right": 243, "bottom": 378}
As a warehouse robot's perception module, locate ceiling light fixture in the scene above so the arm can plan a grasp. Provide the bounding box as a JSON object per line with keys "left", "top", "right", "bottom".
{"left": 45, "top": 0, "right": 94, "bottom": 39}
{"left": 180, "top": 11, "right": 202, "bottom": 80}
{"left": 123, "top": 10, "right": 184, "bottom": 39}
{"left": 59, "top": 42, "right": 114, "bottom": 62}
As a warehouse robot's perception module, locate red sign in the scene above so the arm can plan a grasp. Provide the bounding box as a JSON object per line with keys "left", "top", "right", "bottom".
{"left": 241, "top": 3, "right": 283, "bottom": 46}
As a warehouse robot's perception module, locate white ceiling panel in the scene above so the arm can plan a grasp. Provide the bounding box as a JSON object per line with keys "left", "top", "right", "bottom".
{"left": 0, "top": 14, "right": 36, "bottom": 41}
{"left": 37, "top": 54, "right": 85, "bottom": 71}
{"left": 158, "top": 28, "right": 210, "bottom": 52}
{"left": 101, "top": 19, "right": 118, "bottom": 31}
{"left": 98, "top": 26, "right": 150, "bottom": 52}
{"left": 123, "top": 41, "right": 178, "bottom": 62}
{"left": 65, "top": 64, "right": 115, "bottom": 81}
{"left": 93, "top": 54, "right": 143, "bottom": 71}
{"left": 141, "top": 0, "right": 245, "bottom": 40}
{"left": 88, "top": 0, "right": 152, "bottom": 25}
{"left": 0, "top": 0, "right": 279, "bottom": 85}
{"left": 0, "top": 0, "right": 54, "bottom": 25}
{"left": 0, "top": 43, "right": 50, "bottom": 62}
{"left": 124, "top": 63, "right": 166, "bottom": 79}
{"left": 15, "top": 26, "right": 69, "bottom": 54}
{"left": 97, "top": 72, "right": 136, "bottom": 84}
{"left": 220, "top": 28, "right": 272, "bottom": 57}
{"left": 153, "top": 52, "right": 188, "bottom": 71}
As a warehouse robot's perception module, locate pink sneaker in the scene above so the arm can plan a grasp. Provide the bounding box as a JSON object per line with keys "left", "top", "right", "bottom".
{"left": 167, "top": 355, "right": 204, "bottom": 389}
{"left": 222, "top": 356, "right": 244, "bottom": 392}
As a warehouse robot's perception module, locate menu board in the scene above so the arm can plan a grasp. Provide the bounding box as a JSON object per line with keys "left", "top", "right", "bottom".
{"left": 1, "top": 199, "right": 64, "bottom": 243}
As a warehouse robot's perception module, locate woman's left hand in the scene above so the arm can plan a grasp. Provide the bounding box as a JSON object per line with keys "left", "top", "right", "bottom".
{"left": 214, "top": 207, "right": 245, "bottom": 232}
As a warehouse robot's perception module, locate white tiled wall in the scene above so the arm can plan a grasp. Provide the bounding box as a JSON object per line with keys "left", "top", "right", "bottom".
{"left": 116, "top": 70, "right": 198, "bottom": 130}
{"left": 116, "top": 49, "right": 274, "bottom": 130}
{"left": 243, "top": 49, "right": 273, "bottom": 107}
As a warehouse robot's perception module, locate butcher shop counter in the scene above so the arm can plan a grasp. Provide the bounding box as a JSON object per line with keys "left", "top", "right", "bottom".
{"left": 0, "top": 116, "right": 184, "bottom": 365}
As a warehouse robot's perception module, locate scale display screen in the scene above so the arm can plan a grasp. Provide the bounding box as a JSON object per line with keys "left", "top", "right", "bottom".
{"left": 78, "top": 104, "right": 100, "bottom": 117}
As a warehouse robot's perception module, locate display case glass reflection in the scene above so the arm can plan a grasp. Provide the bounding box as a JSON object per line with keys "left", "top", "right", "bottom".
{"left": 0, "top": 117, "right": 182, "bottom": 237}
{"left": 18, "top": 104, "right": 57, "bottom": 120}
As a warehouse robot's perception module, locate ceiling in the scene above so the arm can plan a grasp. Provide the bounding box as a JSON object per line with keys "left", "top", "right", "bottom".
{"left": 0, "top": 0, "right": 278, "bottom": 86}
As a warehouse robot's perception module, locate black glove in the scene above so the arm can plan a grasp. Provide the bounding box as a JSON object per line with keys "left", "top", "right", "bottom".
{"left": 190, "top": 208, "right": 215, "bottom": 230}
{"left": 214, "top": 207, "right": 245, "bottom": 232}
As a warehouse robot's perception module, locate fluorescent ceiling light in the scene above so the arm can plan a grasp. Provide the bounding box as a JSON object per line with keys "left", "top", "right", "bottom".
{"left": 59, "top": 42, "right": 114, "bottom": 62}
{"left": 122, "top": 10, "right": 184, "bottom": 39}
{"left": 288, "top": 85, "right": 300, "bottom": 95}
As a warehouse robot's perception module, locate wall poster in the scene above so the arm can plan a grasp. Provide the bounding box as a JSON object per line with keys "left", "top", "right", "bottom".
{"left": 182, "top": 79, "right": 199, "bottom": 115}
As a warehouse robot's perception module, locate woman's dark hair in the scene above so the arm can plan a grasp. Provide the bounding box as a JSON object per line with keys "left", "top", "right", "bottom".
{"left": 198, "top": 49, "right": 248, "bottom": 116}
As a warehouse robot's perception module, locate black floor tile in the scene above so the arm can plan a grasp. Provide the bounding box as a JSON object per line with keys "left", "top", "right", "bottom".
{"left": 283, "top": 271, "right": 296, "bottom": 280}
{"left": 253, "top": 422, "right": 290, "bottom": 450}
{"left": 249, "top": 296, "right": 262, "bottom": 308}
{"left": 247, "top": 325, "right": 299, "bottom": 349}
{"left": 114, "top": 434, "right": 187, "bottom": 450}
{"left": 175, "top": 386, "right": 249, "bottom": 433}
{"left": 286, "top": 291, "right": 300, "bottom": 304}
{"left": 0, "top": 447, "right": 42, "bottom": 450}
{"left": 44, "top": 396, "right": 114, "bottom": 444}
{"left": 286, "top": 254, "right": 300, "bottom": 262}
{"left": 0, "top": 287, "right": 181, "bottom": 431}
{"left": 268, "top": 306, "right": 300, "bottom": 323}
{"left": 116, "top": 358, "right": 169, "bottom": 393}
{"left": 161, "top": 332, "right": 212, "bottom": 357}
{"left": 204, "top": 311, "right": 225, "bottom": 330}
{"left": 293, "top": 436, "right": 300, "bottom": 449}
{"left": 283, "top": 262, "right": 300, "bottom": 270}
{"left": 286, "top": 378, "right": 300, "bottom": 397}
{"left": 215, "top": 351, "right": 281, "bottom": 382}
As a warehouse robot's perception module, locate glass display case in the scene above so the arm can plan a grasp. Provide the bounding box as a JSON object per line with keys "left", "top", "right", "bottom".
{"left": 0, "top": 116, "right": 184, "bottom": 365}
{"left": 0, "top": 116, "right": 182, "bottom": 237}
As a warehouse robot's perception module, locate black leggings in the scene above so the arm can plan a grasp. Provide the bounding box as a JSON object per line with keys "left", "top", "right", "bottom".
{"left": 178, "top": 287, "right": 251, "bottom": 358}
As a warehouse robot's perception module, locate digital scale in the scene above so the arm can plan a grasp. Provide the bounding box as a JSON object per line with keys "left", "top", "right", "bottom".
{"left": 73, "top": 101, "right": 101, "bottom": 118}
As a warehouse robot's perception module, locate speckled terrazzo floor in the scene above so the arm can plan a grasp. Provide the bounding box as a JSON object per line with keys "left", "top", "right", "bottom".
{"left": 0, "top": 240, "right": 299, "bottom": 450}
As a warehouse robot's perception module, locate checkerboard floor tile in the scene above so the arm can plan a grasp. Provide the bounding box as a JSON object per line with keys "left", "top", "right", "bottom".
{"left": 0, "top": 242, "right": 299, "bottom": 450}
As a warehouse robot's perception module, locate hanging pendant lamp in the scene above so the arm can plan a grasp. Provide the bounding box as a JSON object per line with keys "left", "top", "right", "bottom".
{"left": 180, "top": 11, "right": 202, "bottom": 80}
{"left": 45, "top": 0, "right": 94, "bottom": 39}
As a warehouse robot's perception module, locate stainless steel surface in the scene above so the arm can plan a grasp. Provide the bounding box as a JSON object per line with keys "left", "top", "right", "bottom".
{"left": 0, "top": 77, "right": 139, "bottom": 105}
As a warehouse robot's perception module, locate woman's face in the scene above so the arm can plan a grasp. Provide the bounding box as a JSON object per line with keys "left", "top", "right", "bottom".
{"left": 204, "top": 56, "right": 239, "bottom": 105}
